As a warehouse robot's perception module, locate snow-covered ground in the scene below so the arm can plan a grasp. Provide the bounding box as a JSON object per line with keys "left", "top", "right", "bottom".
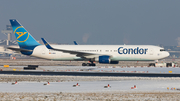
{"left": 0, "top": 74, "right": 180, "bottom": 100}
{"left": 1, "top": 80, "right": 180, "bottom": 92}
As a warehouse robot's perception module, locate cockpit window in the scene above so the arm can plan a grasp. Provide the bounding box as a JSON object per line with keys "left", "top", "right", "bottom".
{"left": 160, "top": 49, "right": 166, "bottom": 51}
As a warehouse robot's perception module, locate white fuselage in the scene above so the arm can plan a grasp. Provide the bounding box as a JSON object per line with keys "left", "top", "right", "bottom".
{"left": 31, "top": 45, "right": 169, "bottom": 61}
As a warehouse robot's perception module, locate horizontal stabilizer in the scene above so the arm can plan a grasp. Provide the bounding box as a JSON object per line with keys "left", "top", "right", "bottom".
{"left": 7, "top": 47, "right": 33, "bottom": 52}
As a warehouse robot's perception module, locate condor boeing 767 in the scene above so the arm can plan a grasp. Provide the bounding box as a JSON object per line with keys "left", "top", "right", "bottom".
{"left": 8, "top": 19, "right": 169, "bottom": 66}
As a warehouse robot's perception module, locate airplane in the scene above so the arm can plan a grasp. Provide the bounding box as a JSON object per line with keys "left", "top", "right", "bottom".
{"left": 8, "top": 19, "right": 170, "bottom": 66}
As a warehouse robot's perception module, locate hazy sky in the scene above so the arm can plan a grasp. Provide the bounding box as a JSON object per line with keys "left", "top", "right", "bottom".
{"left": 1, "top": 0, "right": 180, "bottom": 45}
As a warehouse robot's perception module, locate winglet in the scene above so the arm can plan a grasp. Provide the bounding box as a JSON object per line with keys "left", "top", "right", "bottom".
{"left": 73, "top": 41, "right": 78, "bottom": 45}
{"left": 41, "top": 38, "right": 53, "bottom": 49}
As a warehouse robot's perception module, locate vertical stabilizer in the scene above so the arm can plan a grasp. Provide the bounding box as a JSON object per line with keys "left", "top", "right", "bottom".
{"left": 10, "top": 19, "right": 40, "bottom": 49}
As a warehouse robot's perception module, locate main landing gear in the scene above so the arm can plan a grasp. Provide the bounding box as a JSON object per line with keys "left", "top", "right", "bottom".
{"left": 82, "top": 62, "right": 96, "bottom": 66}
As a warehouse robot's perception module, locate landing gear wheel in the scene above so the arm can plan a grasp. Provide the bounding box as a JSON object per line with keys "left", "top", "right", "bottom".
{"left": 82, "top": 63, "right": 87, "bottom": 66}
{"left": 87, "top": 63, "right": 91, "bottom": 66}
{"left": 91, "top": 63, "right": 96, "bottom": 66}
{"left": 149, "top": 63, "right": 155, "bottom": 66}
{"left": 82, "top": 63, "right": 96, "bottom": 66}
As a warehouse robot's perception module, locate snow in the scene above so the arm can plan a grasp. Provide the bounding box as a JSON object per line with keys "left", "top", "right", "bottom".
{"left": 0, "top": 80, "right": 180, "bottom": 92}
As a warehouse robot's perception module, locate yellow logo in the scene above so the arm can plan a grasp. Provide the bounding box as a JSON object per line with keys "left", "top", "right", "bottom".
{"left": 14, "top": 26, "right": 29, "bottom": 42}
{"left": 16, "top": 32, "right": 27, "bottom": 39}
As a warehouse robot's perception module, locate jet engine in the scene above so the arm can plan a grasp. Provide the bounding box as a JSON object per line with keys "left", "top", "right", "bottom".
{"left": 95, "top": 55, "right": 119, "bottom": 64}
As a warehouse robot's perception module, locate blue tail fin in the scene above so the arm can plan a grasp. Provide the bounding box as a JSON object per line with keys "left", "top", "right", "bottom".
{"left": 10, "top": 19, "right": 40, "bottom": 49}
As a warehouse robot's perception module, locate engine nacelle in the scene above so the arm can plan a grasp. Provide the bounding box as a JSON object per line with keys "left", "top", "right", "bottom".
{"left": 99, "top": 55, "right": 110, "bottom": 63}
{"left": 95, "top": 55, "right": 119, "bottom": 64}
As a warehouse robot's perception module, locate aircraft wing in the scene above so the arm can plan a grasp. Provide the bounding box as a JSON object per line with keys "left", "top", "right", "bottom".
{"left": 41, "top": 38, "right": 110, "bottom": 58}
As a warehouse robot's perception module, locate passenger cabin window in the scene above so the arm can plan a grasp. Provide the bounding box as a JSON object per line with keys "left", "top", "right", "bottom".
{"left": 160, "top": 49, "right": 165, "bottom": 51}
